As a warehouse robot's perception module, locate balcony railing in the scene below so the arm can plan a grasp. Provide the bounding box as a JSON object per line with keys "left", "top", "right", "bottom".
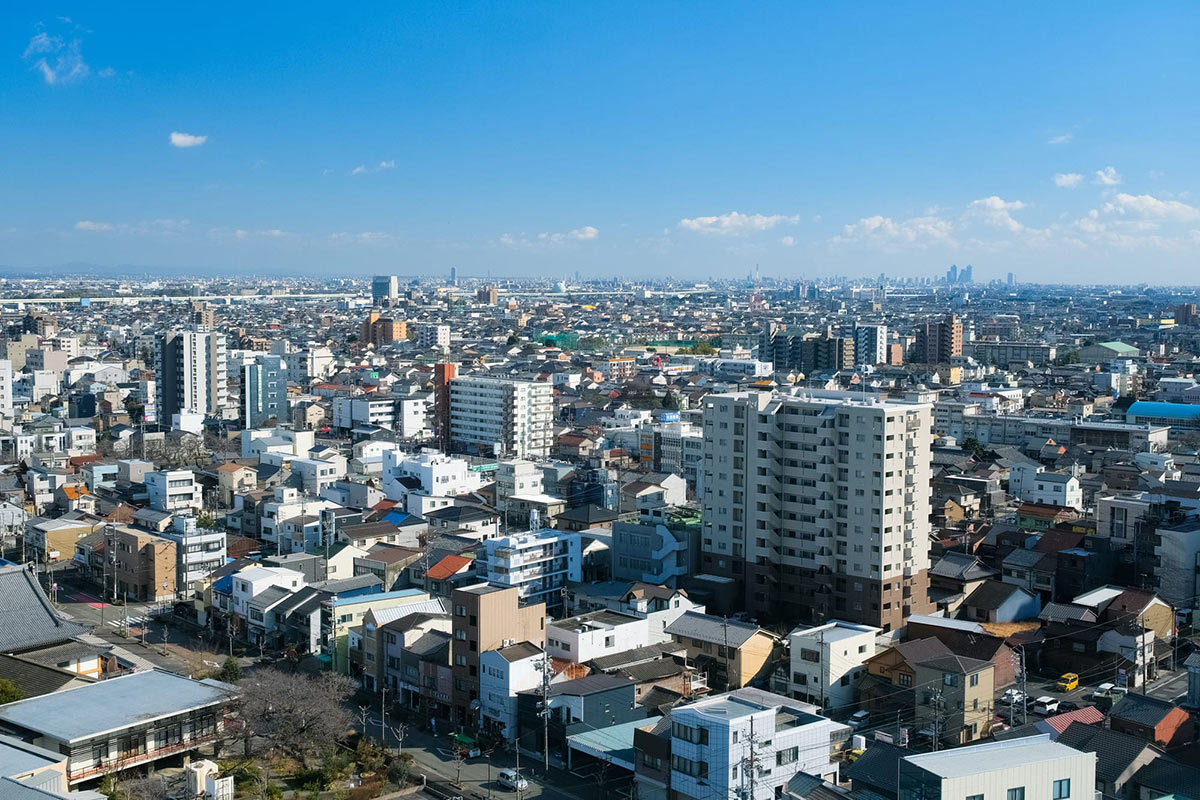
{"left": 68, "top": 732, "right": 221, "bottom": 783}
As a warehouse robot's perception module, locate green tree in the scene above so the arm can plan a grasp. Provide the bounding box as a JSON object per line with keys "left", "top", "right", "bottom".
{"left": 962, "top": 437, "right": 986, "bottom": 460}
{"left": 0, "top": 678, "right": 24, "bottom": 705}
{"left": 196, "top": 511, "right": 218, "bottom": 529}
{"left": 218, "top": 656, "right": 242, "bottom": 684}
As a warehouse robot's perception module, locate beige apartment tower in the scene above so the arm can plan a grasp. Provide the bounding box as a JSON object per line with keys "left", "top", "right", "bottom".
{"left": 700, "top": 389, "right": 934, "bottom": 632}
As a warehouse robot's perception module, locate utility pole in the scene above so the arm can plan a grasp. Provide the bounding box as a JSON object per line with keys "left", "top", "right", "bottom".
{"left": 540, "top": 658, "right": 551, "bottom": 773}
{"left": 930, "top": 690, "right": 944, "bottom": 752}
{"left": 1016, "top": 645, "right": 1027, "bottom": 725}
{"left": 381, "top": 685, "right": 388, "bottom": 748}
{"left": 722, "top": 615, "right": 731, "bottom": 692}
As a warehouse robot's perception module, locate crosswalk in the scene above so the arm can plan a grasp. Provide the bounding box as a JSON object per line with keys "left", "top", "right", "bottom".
{"left": 105, "top": 615, "right": 149, "bottom": 628}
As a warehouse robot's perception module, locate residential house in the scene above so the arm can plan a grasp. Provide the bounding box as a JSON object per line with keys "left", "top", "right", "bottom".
{"left": 664, "top": 611, "right": 780, "bottom": 691}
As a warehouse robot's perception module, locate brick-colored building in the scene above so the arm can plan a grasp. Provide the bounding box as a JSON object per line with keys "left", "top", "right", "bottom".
{"left": 112, "top": 527, "right": 177, "bottom": 602}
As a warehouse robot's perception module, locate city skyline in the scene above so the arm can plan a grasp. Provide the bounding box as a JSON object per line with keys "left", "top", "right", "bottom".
{"left": 4, "top": 4, "right": 1200, "bottom": 280}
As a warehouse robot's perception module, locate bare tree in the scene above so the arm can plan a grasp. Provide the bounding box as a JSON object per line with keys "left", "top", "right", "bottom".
{"left": 237, "top": 668, "right": 356, "bottom": 767}
{"left": 110, "top": 774, "right": 172, "bottom": 800}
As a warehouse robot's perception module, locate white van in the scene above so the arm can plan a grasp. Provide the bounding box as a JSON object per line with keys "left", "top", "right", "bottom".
{"left": 1033, "top": 696, "right": 1060, "bottom": 715}
{"left": 497, "top": 769, "right": 528, "bottom": 791}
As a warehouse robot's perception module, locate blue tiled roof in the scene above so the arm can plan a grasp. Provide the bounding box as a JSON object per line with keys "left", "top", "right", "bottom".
{"left": 1127, "top": 401, "right": 1200, "bottom": 420}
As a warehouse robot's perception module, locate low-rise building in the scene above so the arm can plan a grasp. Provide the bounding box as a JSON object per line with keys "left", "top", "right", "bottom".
{"left": 898, "top": 735, "right": 1095, "bottom": 800}
{"left": 785, "top": 620, "right": 879, "bottom": 711}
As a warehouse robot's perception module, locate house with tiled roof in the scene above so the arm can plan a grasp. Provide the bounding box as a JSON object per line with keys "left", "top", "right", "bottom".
{"left": 0, "top": 563, "right": 91, "bottom": 656}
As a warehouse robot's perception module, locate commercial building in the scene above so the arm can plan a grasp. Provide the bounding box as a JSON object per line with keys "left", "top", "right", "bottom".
{"left": 1125, "top": 400, "right": 1200, "bottom": 433}
{"left": 145, "top": 469, "right": 203, "bottom": 513}
{"left": 450, "top": 583, "right": 546, "bottom": 726}
{"left": 701, "top": 389, "right": 934, "bottom": 630}
{"left": 449, "top": 376, "right": 553, "bottom": 459}
{"left": 155, "top": 328, "right": 228, "bottom": 419}
{"left": 970, "top": 340, "right": 1058, "bottom": 366}
{"left": 371, "top": 274, "right": 399, "bottom": 305}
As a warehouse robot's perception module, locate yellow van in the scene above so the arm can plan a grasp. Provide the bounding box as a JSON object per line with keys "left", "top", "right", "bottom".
{"left": 1056, "top": 673, "right": 1079, "bottom": 692}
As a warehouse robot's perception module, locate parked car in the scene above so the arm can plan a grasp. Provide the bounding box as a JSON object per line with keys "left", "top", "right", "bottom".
{"left": 848, "top": 710, "right": 871, "bottom": 730}
{"left": 497, "top": 770, "right": 528, "bottom": 791}
{"left": 1057, "top": 701, "right": 1081, "bottom": 713}
{"left": 1001, "top": 688, "right": 1027, "bottom": 706}
{"left": 1091, "top": 682, "right": 1115, "bottom": 699}
{"left": 1033, "top": 696, "right": 1061, "bottom": 715}
{"left": 1056, "top": 673, "right": 1079, "bottom": 692}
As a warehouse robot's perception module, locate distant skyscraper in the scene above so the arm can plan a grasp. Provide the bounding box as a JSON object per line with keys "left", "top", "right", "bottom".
{"left": 155, "top": 328, "right": 227, "bottom": 420}
{"left": 961, "top": 264, "right": 973, "bottom": 284}
{"left": 450, "top": 266, "right": 457, "bottom": 286}
{"left": 946, "top": 264, "right": 958, "bottom": 284}
{"left": 1007, "top": 272, "right": 1015, "bottom": 287}
{"left": 371, "top": 275, "right": 399, "bottom": 305}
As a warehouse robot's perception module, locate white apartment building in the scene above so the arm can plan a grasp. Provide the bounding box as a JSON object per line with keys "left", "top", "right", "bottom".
{"left": 546, "top": 610, "right": 650, "bottom": 663}
{"left": 701, "top": 389, "right": 934, "bottom": 631}
{"left": 665, "top": 689, "right": 847, "bottom": 800}
{"left": 785, "top": 620, "right": 879, "bottom": 711}
{"left": 145, "top": 469, "right": 203, "bottom": 513}
{"left": 415, "top": 323, "right": 450, "bottom": 351}
{"left": 380, "top": 448, "right": 483, "bottom": 512}
{"left": 241, "top": 427, "right": 315, "bottom": 459}
{"left": 259, "top": 487, "right": 338, "bottom": 549}
{"left": 855, "top": 324, "right": 889, "bottom": 365}
{"left": 496, "top": 459, "right": 544, "bottom": 512}
{"left": 0, "top": 359, "right": 12, "bottom": 421}
{"left": 159, "top": 515, "right": 227, "bottom": 590}
{"left": 1009, "top": 464, "right": 1083, "bottom": 509}
{"left": 480, "top": 642, "right": 545, "bottom": 742}
{"left": 449, "top": 376, "right": 553, "bottom": 459}
{"left": 485, "top": 528, "right": 581, "bottom": 611}
{"left": 155, "top": 328, "right": 228, "bottom": 419}
{"left": 898, "top": 735, "right": 1095, "bottom": 800}
{"left": 229, "top": 565, "right": 306, "bottom": 619}
{"left": 242, "top": 354, "right": 288, "bottom": 428}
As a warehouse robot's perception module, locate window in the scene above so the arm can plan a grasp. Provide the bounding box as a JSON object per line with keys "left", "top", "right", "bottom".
{"left": 776, "top": 747, "right": 798, "bottom": 766}
{"left": 898, "top": 673, "right": 912, "bottom": 687}
{"left": 671, "top": 722, "right": 709, "bottom": 745}
{"left": 1053, "top": 780, "right": 1070, "bottom": 800}
{"left": 969, "top": 673, "right": 980, "bottom": 687}
{"left": 1008, "top": 788, "right": 1025, "bottom": 800}
{"left": 967, "top": 795, "right": 983, "bottom": 800}
{"left": 943, "top": 673, "right": 958, "bottom": 687}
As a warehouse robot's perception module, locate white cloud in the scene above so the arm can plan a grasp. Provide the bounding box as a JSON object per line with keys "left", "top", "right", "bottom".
{"left": 1047, "top": 133, "right": 1073, "bottom": 145}
{"left": 1094, "top": 166, "right": 1122, "bottom": 185}
{"left": 97, "top": 66, "right": 115, "bottom": 78}
{"left": 378, "top": 160, "right": 395, "bottom": 170}
{"left": 74, "top": 220, "right": 113, "bottom": 231}
{"left": 350, "top": 165, "right": 367, "bottom": 175}
{"left": 1102, "top": 193, "right": 1200, "bottom": 221}
{"left": 170, "top": 131, "right": 207, "bottom": 148}
{"left": 678, "top": 211, "right": 798, "bottom": 236}
{"left": 327, "top": 231, "right": 397, "bottom": 244}
{"left": 498, "top": 226, "right": 600, "bottom": 248}
{"left": 832, "top": 214, "right": 954, "bottom": 248}
{"left": 23, "top": 30, "right": 89, "bottom": 85}
{"left": 75, "top": 218, "right": 189, "bottom": 236}
{"left": 968, "top": 196, "right": 1028, "bottom": 231}
{"left": 780, "top": 236, "right": 796, "bottom": 247}
{"left": 1054, "top": 173, "right": 1083, "bottom": 188}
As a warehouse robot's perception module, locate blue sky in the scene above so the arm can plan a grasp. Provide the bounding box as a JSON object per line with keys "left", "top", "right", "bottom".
{"left": 3, "top": 3, "right": 1200, "bottom": 282}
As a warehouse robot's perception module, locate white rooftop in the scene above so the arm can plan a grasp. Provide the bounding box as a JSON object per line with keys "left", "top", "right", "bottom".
{"left": 903, "top": 735, "right": 1091, "bottom": 778}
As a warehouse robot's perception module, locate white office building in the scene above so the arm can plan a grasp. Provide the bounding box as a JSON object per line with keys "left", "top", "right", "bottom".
{"left": 700, "top": 389, "right": 934, "bottom": 631}
{"left": 449, "top": 376, "right": 553, "bottom": 459}
{"left": 159, "top": 515, "right": 227, "bottom": 590}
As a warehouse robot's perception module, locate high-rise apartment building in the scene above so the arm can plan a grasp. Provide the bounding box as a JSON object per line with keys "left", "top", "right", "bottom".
{"left": 155, "top": 328, "right": 228, "bottom": 420}
{"left": 242, "top": 354, "right": 288, "bottom": 428}
{"left": 449, "top": 376, "right": 553, "bottom": 459}
{"left": 700, "top": 389, "right": 934, "bottom": 631}
{"left": 0, "top": 359, "right": 12, "bottom": 421}
{"left": 415, "top": 323, "right": 451, "bottom": 352}
{"left": 450, "top": 583, "right": 546, "bottom": 726}
{"left": 371, "top": 274, "right": 399, "bottom": 305}
{"left": 360, "top": 312, "right": 406, "bottom": 348}
{"left": 914, "top": 313, "right": 962, "bottom": 364}
{"left": 476, "top": 285, "right": 499, "bottom": 305}
{"left": 854, "top": 324, "right": 888, "bottom": 365}
{"left": 758, "top": 326, "right": 853, "bottom": 375}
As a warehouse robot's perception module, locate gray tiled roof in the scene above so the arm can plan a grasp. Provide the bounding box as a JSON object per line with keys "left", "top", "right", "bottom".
{"left": 1057, "top": 721, "right": 1152, "bottom": 784}
{"left": 0, "top": 564, "right": 91, "bottom": 653}
{"left": 665, "top": 611, "right": 763, "bottom": 647}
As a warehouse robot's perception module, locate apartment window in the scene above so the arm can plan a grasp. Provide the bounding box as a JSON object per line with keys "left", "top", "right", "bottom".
{"left": 969, "top": 673, "right": 979, "bottom": 687}
{"left": 672, "top": 722, "right": 709, "bottom": 745}
{"left": 454, "top": 605, "right": 466, "bottom": 617}
{"left": 1008, "top": 788, "right": 1025, "bottom": 800}
{"left": 776, "top": 747, "right": 798, "bottom": 766}
{"left": 967, "top": 795, "right": 983, "bottom": 800}
{"left": 943, "top": 673, "right": 958, "bottom": 687}
{"left": 898, "top": 673, "right": 912, "bottom": 687}
{"left": 1053, "top": 780, "right": 1070, "bottom": 800}
{"left": 455, "top": 629, "right": 466, "bottom": 640}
